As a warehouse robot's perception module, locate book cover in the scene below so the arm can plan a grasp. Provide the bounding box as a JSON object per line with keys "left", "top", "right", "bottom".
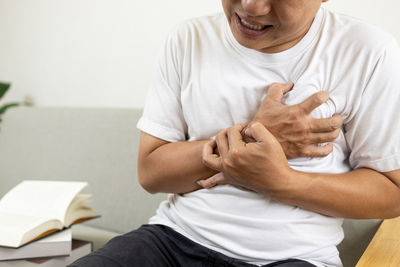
{"left": 0, "top": 229, "right": 72, "bottom": 261}
{"left": 0, "top": 239, "right": 92, "bottom": 267}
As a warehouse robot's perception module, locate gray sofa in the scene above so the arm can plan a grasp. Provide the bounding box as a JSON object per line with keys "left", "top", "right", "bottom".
{"left": 0, "top": 107, "right": 382, "bottom": 267}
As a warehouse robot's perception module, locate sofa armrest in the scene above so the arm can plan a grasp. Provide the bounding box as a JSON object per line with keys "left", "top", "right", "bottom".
{"left": 356, "top": 216, "right": 400, "bottom": 266}
{"left": 72, "top": 224, "right": 120, "bottom": 250}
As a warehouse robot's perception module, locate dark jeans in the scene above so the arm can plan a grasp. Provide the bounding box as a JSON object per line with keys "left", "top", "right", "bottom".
{"left": 68, "top": 224, "right": 317, "bottom": 267}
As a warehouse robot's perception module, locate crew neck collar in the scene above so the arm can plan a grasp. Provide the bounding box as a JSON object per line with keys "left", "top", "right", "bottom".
{"left": 224, "top": 6, "right": 326, "bottom": 66}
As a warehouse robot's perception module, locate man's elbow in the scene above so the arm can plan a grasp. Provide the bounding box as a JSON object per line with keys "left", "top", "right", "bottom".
{"left": 381, "top": 203, "right": 400, "bottom": 219}
{"left": 382, "top": 170, "right": 400, "bottom": 219}
{"left": 387, "top": 193, "right": 400, "bottom": 219}
{"left": 137, "top": 150, "right": 161, "bottom": 194}
{"left": 138, "top": 169, "right": 159, "bottom": 194}
{"left": 390, "top": 209, "right": 400, "bottom": 219}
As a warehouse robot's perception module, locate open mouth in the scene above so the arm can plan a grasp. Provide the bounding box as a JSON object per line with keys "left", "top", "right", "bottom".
{"left": 235, "top": 13, "right": 272, "bottom": 36}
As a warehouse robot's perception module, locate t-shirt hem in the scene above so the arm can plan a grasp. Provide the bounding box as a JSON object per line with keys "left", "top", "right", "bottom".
{"left": 148, "top": 218, "right": 340, "bottom": 267}
{"left": 137, "top": 117, "right": 185, "bottom": 142}
{"left": 353, "top": 153, "right": 400, "bottom": 172}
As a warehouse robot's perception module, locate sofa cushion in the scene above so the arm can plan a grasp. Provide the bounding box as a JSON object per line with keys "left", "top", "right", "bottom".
{"left": 0, "top": 107, "right": 167, "bottom": 234}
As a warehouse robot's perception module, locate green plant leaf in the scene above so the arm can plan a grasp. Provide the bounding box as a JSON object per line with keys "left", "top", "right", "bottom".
{"left": 0, "top": 103, "right": 20, "bottom": 115}
{"left": 0, "top": 82, "right": 11, "bottom": 100}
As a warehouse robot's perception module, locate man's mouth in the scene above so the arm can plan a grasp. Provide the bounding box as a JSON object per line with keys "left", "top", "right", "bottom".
{"left": 235, "top": 14, "right": 273, "bottom": 37}
{"left": 235, "top": 13, "right": 272, "bottom": 36}
{"left": 240, "top": 17, "right": 268, "bottom": 31}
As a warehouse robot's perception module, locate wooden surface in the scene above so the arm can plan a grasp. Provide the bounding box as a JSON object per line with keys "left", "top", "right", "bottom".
{"left": 356, "top": 216, "right": 400, "bottom": 267}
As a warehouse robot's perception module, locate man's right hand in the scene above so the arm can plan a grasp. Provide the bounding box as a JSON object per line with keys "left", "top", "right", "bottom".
{"left": 246, "top": 82, "right": 343, "bottom": 159}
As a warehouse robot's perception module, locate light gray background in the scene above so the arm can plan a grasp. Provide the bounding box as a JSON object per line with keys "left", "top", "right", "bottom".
{"left": 0, "top": 0, "right": 399, "bottom": 108}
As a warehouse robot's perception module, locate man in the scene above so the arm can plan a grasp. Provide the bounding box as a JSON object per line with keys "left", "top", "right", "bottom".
{"left": 70, "top": 0, "right": 400, "bottom": 266}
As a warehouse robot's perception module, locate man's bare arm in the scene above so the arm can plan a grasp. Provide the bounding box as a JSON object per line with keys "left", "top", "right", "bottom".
{"left": 138, "top": 83, "right": 342, "bottom": 194}
{"left": 282, "top": 168, "right": 400, "bottom": 219}
{"left": 138, "top": 132, "right": 217, "bottom": 194}
{"left": 202, "top": 123, "right": 400, "bottom": 219}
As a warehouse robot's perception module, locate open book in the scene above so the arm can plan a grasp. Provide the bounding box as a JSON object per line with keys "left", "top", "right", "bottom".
{"left": 0, "top": 181, "right": 98, "bottom": 248}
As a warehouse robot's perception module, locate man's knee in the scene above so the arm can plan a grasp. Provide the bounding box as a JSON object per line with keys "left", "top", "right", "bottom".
{"left": 68, "top": 252, "right": 122, "bottom": 267}
{"left": 68, "top": 227, "right": 168, "bottom": 267}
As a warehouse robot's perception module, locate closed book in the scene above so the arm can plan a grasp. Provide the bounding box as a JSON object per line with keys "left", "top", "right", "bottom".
{"left": 0, "top": 181, "right": 98, "bottom": 248}
{"left": 0, "top": 229, "right": 71, "bottom": 261}
{"left": 0, "top": 239, "right": 92, "bottom": 267}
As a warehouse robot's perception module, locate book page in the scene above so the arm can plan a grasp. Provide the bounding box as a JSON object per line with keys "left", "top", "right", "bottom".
{"left": 64, "top": 194, "right": 97, "bottom": 226}
{"left": 0, "top": 181, "right": 87, "bottom": 224}
{"left": 0, "top": 211, "right": 62, "bottom": 247}
{"left": 64, "top": 194, "right": 91, "bottom": 218}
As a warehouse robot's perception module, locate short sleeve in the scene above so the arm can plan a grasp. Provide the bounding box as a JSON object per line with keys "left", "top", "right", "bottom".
{"left": 137, "top": 29, "right": 187, "bottom": 142}
{"left": 345, "top": 38, "right": 400, "bottom": 172}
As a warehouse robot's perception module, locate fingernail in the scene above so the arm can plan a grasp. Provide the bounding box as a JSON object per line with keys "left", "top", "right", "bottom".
{"left": 332, "top": 121, "right": 341, "bottom": 129}
{"left": 318, "top": 91, "right": 326, "bottom": 97}
{"left": 318, "top": 91, "right": 330, "bottom": 102}
{"left": 332, "top": 116, "right": 342, "bottom": 128}
{"left": 251, "top": 122, "right": 261, "bottom": 128}
{"left": 333, "top": 121, "right": 340, "bottom": 128}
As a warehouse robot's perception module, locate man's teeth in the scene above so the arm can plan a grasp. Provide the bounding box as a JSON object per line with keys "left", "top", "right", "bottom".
{"left": 240, "top": 18, "right": 265, "bottom": 31}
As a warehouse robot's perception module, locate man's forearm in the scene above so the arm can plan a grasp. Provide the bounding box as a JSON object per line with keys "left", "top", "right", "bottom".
{"left": 202, "top": 123, "right": 400, "bottom": 219}
{"left": 274, "top": 168, "right": 400, "bottom": 219}
{"left": 139, "top": 140, "right": 217, "bottom": 194}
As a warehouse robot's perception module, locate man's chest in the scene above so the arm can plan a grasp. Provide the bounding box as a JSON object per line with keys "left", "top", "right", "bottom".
{"left": 179, "top": 61, "right": 339, "bottom": 140}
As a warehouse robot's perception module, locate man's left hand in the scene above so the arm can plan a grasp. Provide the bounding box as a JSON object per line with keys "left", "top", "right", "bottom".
{"left": 200, "top": 123, "right": 293, "bottom": 194}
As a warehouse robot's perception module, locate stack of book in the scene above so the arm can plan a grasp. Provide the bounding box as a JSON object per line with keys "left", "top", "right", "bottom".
{"left": 0, "top": 181, "right": 99, "bottom": 266}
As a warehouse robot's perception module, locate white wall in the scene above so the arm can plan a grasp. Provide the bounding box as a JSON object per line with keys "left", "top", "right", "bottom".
{"left": 325, "top": 0, "right": 400, "bottom": 42}
{"left": 0, "top": 0, "right": 399, "bottom": 108}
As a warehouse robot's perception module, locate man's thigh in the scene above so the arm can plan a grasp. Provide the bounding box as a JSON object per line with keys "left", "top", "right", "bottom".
{"left": 68, "top": 224, "right": 317, "bottom": 267}
{"left": 68, "top": 224, "right": 209, "bottom": 267}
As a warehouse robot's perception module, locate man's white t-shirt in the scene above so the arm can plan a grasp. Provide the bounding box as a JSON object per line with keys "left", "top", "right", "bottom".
{"left": 137, "top": 7, "right": 400, "bottom": 267}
